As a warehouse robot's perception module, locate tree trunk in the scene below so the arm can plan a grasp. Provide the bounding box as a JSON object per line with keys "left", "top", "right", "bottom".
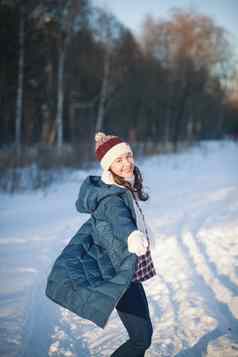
{"left": 56, "top": 43, "right": 65, "bottom": 153}
{"left": 173, "top": 82, "right": 190, "bottom": 151}
{"left": 217, "top": 103, "right": 225, "bottom": 138}
{"left": 164, "top": 107, "right": 172, "bottom": 143}
{"left": 162, "top": 77, "right": 174, "bottom": 144}
{"left": 41, "top": 61, "right": 54, "bottom": 144}
{"left": 96, "top": 49, "right": 110, "bottom": 132}
{"left": 16, "top": 6, "right": 24, "bottom": 156}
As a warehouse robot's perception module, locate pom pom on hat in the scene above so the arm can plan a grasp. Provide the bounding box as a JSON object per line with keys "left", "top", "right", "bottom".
{"left": 95, "top": 132, "right": 115, "bottom": 151}
{"left": 95, "top": 132, "right": 106, "bottom": 143}
{"left": 95, "top": 131, "right": 132, "bottom": 171}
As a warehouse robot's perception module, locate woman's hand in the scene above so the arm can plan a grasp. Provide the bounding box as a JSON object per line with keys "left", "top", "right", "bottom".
{"left": 127, "top": 231, "right": 148, "bottom": 256}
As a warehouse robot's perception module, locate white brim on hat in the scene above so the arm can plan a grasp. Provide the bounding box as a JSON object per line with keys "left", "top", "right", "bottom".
{"left": 100, "top": 142, "right": 133, "bottom": 171}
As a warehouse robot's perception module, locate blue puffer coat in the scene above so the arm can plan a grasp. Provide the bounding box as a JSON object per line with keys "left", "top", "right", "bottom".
{"left": 45, "top": 175, "right": 138, "bottom": 328}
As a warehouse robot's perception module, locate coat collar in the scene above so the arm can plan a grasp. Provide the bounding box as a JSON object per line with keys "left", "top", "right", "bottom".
{"left": 101, "top": 170, "right": 137, "bottom": 223}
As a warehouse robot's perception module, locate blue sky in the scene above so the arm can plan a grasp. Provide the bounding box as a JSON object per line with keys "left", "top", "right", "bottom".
{"left": 92, "top": 0, "right": 238, "bottom": 40}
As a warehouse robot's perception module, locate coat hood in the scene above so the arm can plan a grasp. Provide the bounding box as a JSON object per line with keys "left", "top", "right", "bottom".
{"left": 76, "top": 175, "right": 126, "bottom": 214}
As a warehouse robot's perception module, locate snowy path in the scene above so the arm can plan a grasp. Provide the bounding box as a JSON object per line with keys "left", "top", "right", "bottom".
{"left": 1, "top": 141, "right": 238, "bottom": 357}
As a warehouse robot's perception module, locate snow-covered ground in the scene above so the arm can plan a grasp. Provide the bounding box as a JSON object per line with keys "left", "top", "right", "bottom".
{"left": 1, "top": 140, "right": 238, "bottom": 357}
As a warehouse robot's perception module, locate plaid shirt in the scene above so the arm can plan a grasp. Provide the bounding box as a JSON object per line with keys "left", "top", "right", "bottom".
{"left": 130, "top": 193, "right": 156, "bottom": 283}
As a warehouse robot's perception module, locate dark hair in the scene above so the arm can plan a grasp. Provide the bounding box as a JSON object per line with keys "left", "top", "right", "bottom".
{"left": 109, "top": 165, "right": 149, "bottom": 201}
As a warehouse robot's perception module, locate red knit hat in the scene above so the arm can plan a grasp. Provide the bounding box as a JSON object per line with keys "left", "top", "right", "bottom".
{"left": 95, "top": 132, "right": 132, "bottom": 170}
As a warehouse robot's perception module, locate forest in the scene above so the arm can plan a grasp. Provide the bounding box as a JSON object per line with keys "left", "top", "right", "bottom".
{"left": 1, "top": 0, "right": 238, "bottom": 170}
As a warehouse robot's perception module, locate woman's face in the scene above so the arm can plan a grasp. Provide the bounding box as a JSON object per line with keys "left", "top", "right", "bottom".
{"left": 110, "top": 151, "right": 135, "bottom": 178}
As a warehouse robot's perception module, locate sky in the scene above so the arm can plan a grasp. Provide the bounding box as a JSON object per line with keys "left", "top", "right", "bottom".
{"left": 92, "top": 0, "right": 238, "bottom": 40}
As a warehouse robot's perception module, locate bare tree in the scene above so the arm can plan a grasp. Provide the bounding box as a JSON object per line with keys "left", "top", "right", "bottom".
{"left": 32, "top": 1, "right": 77, "bottom": 153}
{"left": 15, "top": 3, "right": 25, "bottom": 156}
{"left": 92, "top": 7, "right": 122, "bottom": 132}
{"left": 2, "top": 0, "right": 26, "bottom": 155}
{"left": 140, "top": 9, "right": 233, "bottom": 145}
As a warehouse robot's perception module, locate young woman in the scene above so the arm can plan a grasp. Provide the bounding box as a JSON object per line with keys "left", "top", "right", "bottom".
{"left": 46, "top": 132, "right": 156, "bottom": 357}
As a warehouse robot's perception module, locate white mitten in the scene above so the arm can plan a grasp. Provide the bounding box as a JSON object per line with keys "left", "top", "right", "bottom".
{"left": 127, "top": 230, "right": 148, "bottom": 256}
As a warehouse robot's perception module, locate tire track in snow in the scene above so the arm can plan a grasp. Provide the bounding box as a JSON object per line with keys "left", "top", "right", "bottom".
{"left": 181, "top": 188, "right": 238, "bottom": 317}
{"left": 175, "top": 215, "right": 238, "bottom": 356}
{"left": 147, "top": 272, "right": 189, "bottom": 357}
{"left": 146, "top": 237, "right": 218, "bottom": 356}
{"left": 194, "top": 232, "right": 238, "bottom": 296}
{"left": 142, "top": 271, "right": 184, "bottom": 357}
{"left": 185, "top": 190, "right": 238, "bottom": 298}
{"left": 19, "top": 277, "right": 60, "bottom": 357}
{"left": 48, "top": 309, "right": 91, "bottom": 357}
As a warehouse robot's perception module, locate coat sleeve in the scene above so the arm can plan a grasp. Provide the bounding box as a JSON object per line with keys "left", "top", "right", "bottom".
{"left": 100, "top": 195, "right": 138, "bottom": 247}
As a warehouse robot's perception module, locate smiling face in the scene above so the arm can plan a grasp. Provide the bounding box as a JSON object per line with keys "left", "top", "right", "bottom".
{"left": 110, "top": 151, "right": 135, "bottom": 178}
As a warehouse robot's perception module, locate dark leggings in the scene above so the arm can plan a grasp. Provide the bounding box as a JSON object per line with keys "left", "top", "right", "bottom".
{"left": 111, "top": 282, "right": 153, "bottom": 357}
